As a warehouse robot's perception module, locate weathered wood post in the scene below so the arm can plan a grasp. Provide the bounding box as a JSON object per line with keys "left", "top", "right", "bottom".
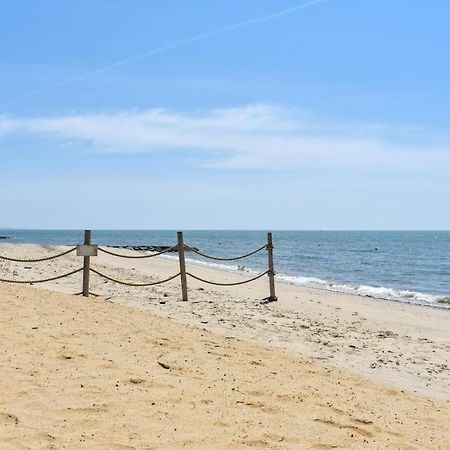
{"left": 267, "top": 232, "right": 277, "bottom": 301}
{"left": 177, "top": 231, "right": 188, "bottom": 301}
{"left": 82, "top": 229, "right": 91, "bottom": 297}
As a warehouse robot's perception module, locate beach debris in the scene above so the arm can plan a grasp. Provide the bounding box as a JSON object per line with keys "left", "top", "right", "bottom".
{"left": 377, "top": 330, "right": 397, "bottom": 339}
{"left": 0, "top": 412, "right": 19, "bottom": 425}
{"left": 158, "top": 361, "right": 170, "bottom": 370}
{"left": 354, "top": 418, "right": 374, "bottom": 425}
{"left": 129, "top": 378, "right": 145, "bottom": 384}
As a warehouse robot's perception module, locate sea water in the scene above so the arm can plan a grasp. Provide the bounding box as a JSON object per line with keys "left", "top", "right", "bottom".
{"left": 1, "top": 229, "right": 449, "bottom": 308}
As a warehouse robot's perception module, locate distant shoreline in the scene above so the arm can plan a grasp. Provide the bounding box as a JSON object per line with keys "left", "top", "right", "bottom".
{"left": 2, "top": 229, "right": 450, "bottom": 308}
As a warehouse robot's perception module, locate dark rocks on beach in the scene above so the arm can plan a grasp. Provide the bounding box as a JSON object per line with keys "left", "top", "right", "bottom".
{"left": 109, "top": 245, "right": 198, "bottom": 252}
{"left": 0, "top": 236, "right": 9, "bottom": 240}
{"left": 110, "top": 245, "right": 177, "bottom": 252}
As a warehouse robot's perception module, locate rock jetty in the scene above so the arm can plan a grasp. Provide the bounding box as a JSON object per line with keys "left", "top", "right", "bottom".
{"left": 109, "top": 245, "right": 198, "bottom": 253}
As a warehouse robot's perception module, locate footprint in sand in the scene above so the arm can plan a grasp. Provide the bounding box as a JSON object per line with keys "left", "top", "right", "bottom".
{"left": 313, "top": 418, "right": 374, "bottom": 438}
{"left": 0, "top": 412, "right": 19, "bottom": 426}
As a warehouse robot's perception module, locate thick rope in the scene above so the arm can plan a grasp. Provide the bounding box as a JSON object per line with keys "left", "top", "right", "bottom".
{"left": 184, "top": 244, "right": 267, "bottom": 261}
{"left": 0, "top": 267, "right": 83, "bottom": 284}
{"left": 90, "top": 268, "right": 180, "bottom": 287}
{"left": 98, "top": 245, "right": 178, "bottom": 259}
{"left": 187, "top": 270, "right": 269, "bottom": 286}
{"left": 0, "top": 246, "right": 77, "bottom": 263}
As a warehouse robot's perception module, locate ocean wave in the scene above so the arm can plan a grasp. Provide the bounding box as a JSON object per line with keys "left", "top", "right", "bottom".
{"left": 158, "top": 252, "right": 450, "bottom": 309}
{"left": 276, "top": 274, "right": 450, "bottom": 308}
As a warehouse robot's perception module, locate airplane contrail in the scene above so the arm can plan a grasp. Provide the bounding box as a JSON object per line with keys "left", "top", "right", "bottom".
{"left": 3, "top": 0, "right": 327, "bottom": 107}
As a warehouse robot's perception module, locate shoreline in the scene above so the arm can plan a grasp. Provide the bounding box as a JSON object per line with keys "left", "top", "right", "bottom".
{"left": 169, "top": 253, "right": 450, "bottom": 310}
{"left": 2, "top": 230, "right": 449, "bottom": 307}
{"left": 1, "top": 243, "right": 449, "bottom": 402}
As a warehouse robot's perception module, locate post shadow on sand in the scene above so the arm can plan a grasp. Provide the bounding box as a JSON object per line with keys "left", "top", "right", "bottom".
{"left": 260, "top": 296, "right": 278, "bottom": 305}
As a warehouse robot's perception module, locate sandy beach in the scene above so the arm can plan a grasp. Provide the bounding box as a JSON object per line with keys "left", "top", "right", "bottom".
{"left": 3, "top": 0, "right": 450, "bottom": 448}
{"left": 1, "top": 243, "right": 449, "bottom": 448}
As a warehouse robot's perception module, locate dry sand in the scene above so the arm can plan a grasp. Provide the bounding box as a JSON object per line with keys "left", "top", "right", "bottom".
{"left": 1, "top": 283, "right": 449, "bottom": 449}
{"left": 0, "top": 244, "right": 449, "bottom": 448}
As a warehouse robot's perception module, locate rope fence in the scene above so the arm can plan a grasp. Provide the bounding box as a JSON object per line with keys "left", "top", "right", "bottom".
{"left": 187, "top": 270, "right": 269, "bottom": 286}
{"left": 184, "top": 244, "right": 267, "bottom": 261}
{"left": 0, "top": 246, "right": 77, "bottom": 263}
{"left": 0, "top": 267, "right": 83, "bottom": 284}
{"left": 98, "top": 245, "right": 178, "bottom": 259}
{"left": 90, "top": 268, "right": 181, "bottom": 287}
{"left": 0, "top": 230, "right": 277, "bottom": 301}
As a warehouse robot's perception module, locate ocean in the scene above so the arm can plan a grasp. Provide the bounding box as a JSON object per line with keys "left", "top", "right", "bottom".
{"left": 1, "top": 229, "right": 449, "bottom": 308}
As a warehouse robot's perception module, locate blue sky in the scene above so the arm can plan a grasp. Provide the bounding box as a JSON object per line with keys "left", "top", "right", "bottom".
{"left": 1, "top": 0, "right": 449, "bottom": 229}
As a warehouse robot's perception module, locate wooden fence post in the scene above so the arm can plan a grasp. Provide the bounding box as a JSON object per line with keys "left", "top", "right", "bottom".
{"left": 267, "top": 232, "right": 277, "bottom": 301}
{"left": 82, "top": 229, "right": 91, "bottom": 297}
{"left": 177, "top": 231, "right": 188, "bottom": 301}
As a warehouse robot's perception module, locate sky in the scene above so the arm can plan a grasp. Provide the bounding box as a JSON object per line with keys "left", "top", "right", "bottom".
{"left": 1, "top": 0, "right": 449, "bottom": 230}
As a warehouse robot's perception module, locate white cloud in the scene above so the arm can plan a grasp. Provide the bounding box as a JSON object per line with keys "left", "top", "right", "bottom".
{"left": 0, "top": 117, "right": 17, "bottom": 137}
{"left": 0, "top": 104, "right": 448, "bottom": 170}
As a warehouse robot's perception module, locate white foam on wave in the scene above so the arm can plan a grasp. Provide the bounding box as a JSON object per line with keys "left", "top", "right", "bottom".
{"left": 158, "top": 252, "right": 450, "bottom": 309}
{"left": 276, "top": 273, "right": 449, "bottom": 308}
